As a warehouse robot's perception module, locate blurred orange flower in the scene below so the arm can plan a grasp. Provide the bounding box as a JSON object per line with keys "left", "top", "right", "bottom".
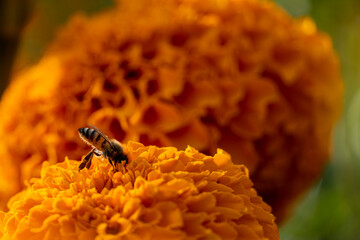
{"left": 0, "top": 142, "right": 279, "bottom": 240}
{"left": 0, "top": 0, "right": 343, "bottom": 222}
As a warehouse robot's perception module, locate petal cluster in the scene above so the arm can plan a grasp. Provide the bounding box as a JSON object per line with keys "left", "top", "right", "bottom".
{"left": 0, "top": 142, "right": 279, "bottom": 240}
{"left": 0, "top": 0, "right": 342, "bottom": 221}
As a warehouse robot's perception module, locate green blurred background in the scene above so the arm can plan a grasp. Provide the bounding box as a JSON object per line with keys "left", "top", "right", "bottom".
{"left": 1, "top": 0, "right": 359, "bottom": 239}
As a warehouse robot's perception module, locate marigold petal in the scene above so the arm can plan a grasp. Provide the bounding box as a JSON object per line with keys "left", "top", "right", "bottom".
{"left": 182, "top": 212, "right": 213, "bottom": 238}
{"left": 186, "top": 192, "right": 216, "bottom": 213}
{"left": 0, "top": 142, "right": 279, "bottom": 239}
{"left": 206, "top": 221, "right": 238, "bottom": 240}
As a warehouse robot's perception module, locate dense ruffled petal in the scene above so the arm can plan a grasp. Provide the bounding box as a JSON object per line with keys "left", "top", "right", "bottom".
{"left": 0, "top": 142, "right": 279, "bottom": 240}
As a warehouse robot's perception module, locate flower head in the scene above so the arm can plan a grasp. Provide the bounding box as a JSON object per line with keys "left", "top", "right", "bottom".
{"left": 0, "top": 142, "right": 279, "bottom": 240}
{"left": 0, "top": 0, "right": 343, "bottom": 221}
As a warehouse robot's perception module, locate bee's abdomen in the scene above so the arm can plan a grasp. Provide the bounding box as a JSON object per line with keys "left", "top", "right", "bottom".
{"left": 78, "top": 128, "right": 102, "bottom": 146}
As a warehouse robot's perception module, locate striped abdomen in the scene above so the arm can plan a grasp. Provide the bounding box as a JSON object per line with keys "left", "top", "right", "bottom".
{"left": 78, "top": 127, "right": 107, "bottom": 150}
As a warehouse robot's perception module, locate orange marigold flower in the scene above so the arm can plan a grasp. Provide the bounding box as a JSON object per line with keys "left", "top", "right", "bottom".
{"left": 0, "top": 142, "right": 279, "bottom": 240}
{"left": 0, "top": 0, "right": 343, "bottom": 222}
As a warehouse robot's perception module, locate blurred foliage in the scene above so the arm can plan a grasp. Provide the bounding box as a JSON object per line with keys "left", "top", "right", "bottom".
{"left": 0, "top": 0, "right": 33, "bottom": 95}
{"left": 15, "top": 0, "right": 114, "bottom": 70}
{"left": 1, "top": 0, "right": 360, "bottom": 239}
{"left": 276, "top": 0, "right": 360, "bottom": 239}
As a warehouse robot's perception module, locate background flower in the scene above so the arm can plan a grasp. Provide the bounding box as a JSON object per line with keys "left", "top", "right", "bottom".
{"left": 0, "top": 142, "right": 279, "bottom": 240}
{"left": 0, "top": 0, "right": 342, "bottom": 223}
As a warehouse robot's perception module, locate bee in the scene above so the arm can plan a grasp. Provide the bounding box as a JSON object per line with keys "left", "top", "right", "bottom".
{"left": 78, "top": 124, "right": 128, "bottom": 172}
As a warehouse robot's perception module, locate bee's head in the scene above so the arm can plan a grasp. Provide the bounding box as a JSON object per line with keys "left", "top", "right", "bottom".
{"left": 114, "top": 153, "right": 128, "bottom": 166}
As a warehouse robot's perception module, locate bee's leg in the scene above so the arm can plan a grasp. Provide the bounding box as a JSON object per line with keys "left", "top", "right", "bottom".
{"left": 94, "top": 149, "right": 102, "bottom": 156}
{"left": 108, "top": 157, "right": 117, "bottom": 172}
{"left": 85, "top": 153, "right": 93, "bottom": 169}
{"left": 79, "top": 148, "right": 95, "bottom": 171}
{"left": 123, "top": 155, "right": 128, "bottom": 165}
{"left": 104, "top": 150, "right": 116, "bottom": 172}
{"left": 116, "top": 156, "right": 127, "bottom": 171}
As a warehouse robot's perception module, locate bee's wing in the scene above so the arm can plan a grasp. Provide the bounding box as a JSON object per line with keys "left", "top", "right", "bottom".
{"left": 89, "top": 124, "right": 114, "bottom": 147}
